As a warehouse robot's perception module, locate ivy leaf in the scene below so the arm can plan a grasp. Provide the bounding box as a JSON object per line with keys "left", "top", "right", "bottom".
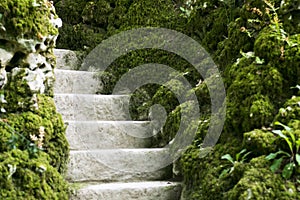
{"left": 282, "top": 163, "right": 295, "bottom": 179}
{"left": 270, "top": 157, "right": 283, "bottom": 172}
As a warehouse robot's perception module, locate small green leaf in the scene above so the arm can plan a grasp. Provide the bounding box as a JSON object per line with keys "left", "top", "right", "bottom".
{"left": 282, "top": 163, "right": 295, "bottom": 179}
{"left": 270, "top": 157, "right": 283, "bottom": 172}
{"left": 236, "top": 149, "right": 247, "bottom": 161}
{"left": 255, "top": 56, "right": 264, "bottom": 64}
{"left": 221, "top": 154, "right": 234, "bottom": 164}
{"left": 274, "top": 121, "right": 291, "bottom": 132}
{"left": 266, "top": 153, "right": 278, "bottom": 160}
{"left": 272, "top": 129, "right": 287, "bottom": 139}
{"left": 219, "top": 168, "right": 230, "bottom": 178}
{"left": 241, "top": 151, "right": 251, "bottom": 162}
{"left": 296, "top": 154, "right": 300, "bottom": 165}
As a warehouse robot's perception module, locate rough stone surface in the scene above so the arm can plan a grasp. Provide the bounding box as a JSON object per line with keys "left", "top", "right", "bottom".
{"left": 70, "top": 181, "right": 182, "bottom": 200}
{"left": 67, "top": 149, "right": 172, "bottom": 182}
{"left": 65, "top": 121, "right": 152, "bottom": 149}
{"left": 54, "top": 94, "right": 131, "bottom": 121}
{"left": 54, "top": 69, "right": 101, "bottom": 94}
{"left": 54, "top": 49, "right": 81, "bottom": 70}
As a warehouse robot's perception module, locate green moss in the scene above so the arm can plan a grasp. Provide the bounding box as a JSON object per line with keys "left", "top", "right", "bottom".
{"left": 0, "top": 0, "right": 58, "bottom": 40}
{"left": 274, "top": 96, "right": 300, "bottom": 125}
{"left": 180, "top": 137, "right": 243, "bottom": 200}
{"left": 2, "top": 68, "right": 33, "bottom": 112}
{"left": 0, "top": 94, "right": 69, "bottom": 174}
{"left": 0, "top": 149, "right": 68, "bottom": 200}
{"left": 226, "top": 156, "right": 298, "bottom": 199}
{"left": 243, "top": 129, "right": 277, "bottom": 156}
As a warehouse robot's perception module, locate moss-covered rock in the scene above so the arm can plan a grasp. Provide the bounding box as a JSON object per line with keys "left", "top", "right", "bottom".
{"left": 0, "top": 1, "right": 69, "bottom": 199}
{"left": 243, "top": 129, "right": 277, "bottom": 156}
{"left": 0, "top": 0, "right": 59, "bottom": 40}
{"left": 0, "top": 149, "right": 68, "bottom": 200}
{"left": 226, "top": 156, "right": 298, "bottom": 199}
{"left": 0, "top": 94, "right": 69, "bottom": 174}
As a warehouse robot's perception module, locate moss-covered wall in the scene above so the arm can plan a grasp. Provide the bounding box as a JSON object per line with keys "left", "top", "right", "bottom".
{"left": 53, "top": 0, "right": 300, "bottom": 199}
{"left": 0, "top": 1, "right": 69, "bottom": 199}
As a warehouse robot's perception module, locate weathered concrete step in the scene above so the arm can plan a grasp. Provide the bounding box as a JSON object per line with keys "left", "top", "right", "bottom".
{"left": 70, "top": 181, "right": 182, "bottom": 200}
{"left": 66, "top": 121, "right": 153, "bottom": 150}
{"left": 54, "top": 49, "right": 81, "bottom": 70}
{"left": 54, "top": 69, "right": 101, "bottom": 94}
{"left": 54, "top": 94, "right": 131, "bottom": 121}
{"left": 67, "top": 149, "right": 173, "bottom": 182}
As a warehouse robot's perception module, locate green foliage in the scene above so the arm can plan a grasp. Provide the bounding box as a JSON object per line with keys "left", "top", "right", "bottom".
{"left": 225, "top": 156, "right": 298, "bottom": 199}
{"left": 53, "top": 0, "right": 300, "bottom": 199}
{"left": 220, "top": 149, "right": 251, "bottom": 178}
{"left": 266, "top": 122, "right": 300, "bottom": 179}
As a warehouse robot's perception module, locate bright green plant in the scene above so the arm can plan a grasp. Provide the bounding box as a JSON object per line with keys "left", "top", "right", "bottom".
{"left": 266, "top": 122, "right": 300, "bottom": 179}
{"left": 220, "top": 149, "right": 251, "bottom": 178}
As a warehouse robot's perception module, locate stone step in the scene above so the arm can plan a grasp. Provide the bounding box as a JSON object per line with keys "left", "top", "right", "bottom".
{"left": 66, "top": 121, "right": 153, "bottom": 150}
{"left": 54, "top": 69, "right": 101, "bottom": 94}
{"left": 54, "top": 49, "right": 81, "bottom": 70}
{"left": 70, "top": 181, "right": 182, "bottom": 200}
{"left": 54, "top": 94, "right": 131, "bottom": 121}
{"left": 67, "top": 149, "right": 173, "bottom": 182}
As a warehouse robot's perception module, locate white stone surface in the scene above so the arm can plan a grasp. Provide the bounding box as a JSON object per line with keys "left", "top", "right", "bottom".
{"left": 54, "top": 94, "right": 131, "bottom": 121}
{"left": 54, "top": 69, "right": 101, "bottom": 94}
{"left": 67, "top": 149, "right": 173, "bottom": 182}
{"left": 54, "top": 49, "right": 81, "bottom": 70}
{"left": 70, "top": 181, "right": 182, "bottom": 200}
{"left": 65, "top": 121, "right": 152, "bottom": 149}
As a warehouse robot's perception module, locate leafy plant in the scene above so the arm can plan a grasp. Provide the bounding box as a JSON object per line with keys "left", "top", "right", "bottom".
{"left": 266, "top": 122, "right": 300, "bottom": 179}
{"left": 220, "top": 149, "right": 251, "bottom": 178}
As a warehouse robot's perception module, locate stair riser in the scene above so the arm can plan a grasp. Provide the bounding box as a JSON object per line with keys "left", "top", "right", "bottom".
{"left": 70, "top": 183, "right": 182, "bottom": 200}
{"left": 66, "top": 121, "right": 152, "bottom": 149}
{"left": 67, "top": 150, "right": 172, "bottom": 182}
{"left": 54, "top": 94, "right": 131, "bottom": 121}
{"left": 54, "top": 69, "right": 101, "bottom": 94}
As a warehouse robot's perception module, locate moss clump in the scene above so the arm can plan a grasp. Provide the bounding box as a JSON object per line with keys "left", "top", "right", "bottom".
{"left": 0, "top": 0, "right": 58, "bottom": 40}
{"left": 180, "top": 137, "right": 243, "bottom": 200}
{"left": 274, "top": 96, "right": 300, "bottom": 125}
{"left": 0, "top": 94, "right": 69, "bottom": 174}
{"left": 0, "top": 149, "right": 68, "bottom": 200}
{"left": 54, "top": 0, "right": 184, "bottom": 50}
{"left": 226, "top": 156, "right": 297, "bottom": 199}
{"left": 243, "top": 129, "right": 277, "bottom": 156}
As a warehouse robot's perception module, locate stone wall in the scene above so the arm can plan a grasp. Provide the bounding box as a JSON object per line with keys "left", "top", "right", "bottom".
{"left": 0, "top": 1, "right": 69, "bottom": 199}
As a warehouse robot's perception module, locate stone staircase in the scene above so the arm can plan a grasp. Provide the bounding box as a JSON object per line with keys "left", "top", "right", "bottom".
{"left": 53, "top": 49, "right": 182, "bottom": 200}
